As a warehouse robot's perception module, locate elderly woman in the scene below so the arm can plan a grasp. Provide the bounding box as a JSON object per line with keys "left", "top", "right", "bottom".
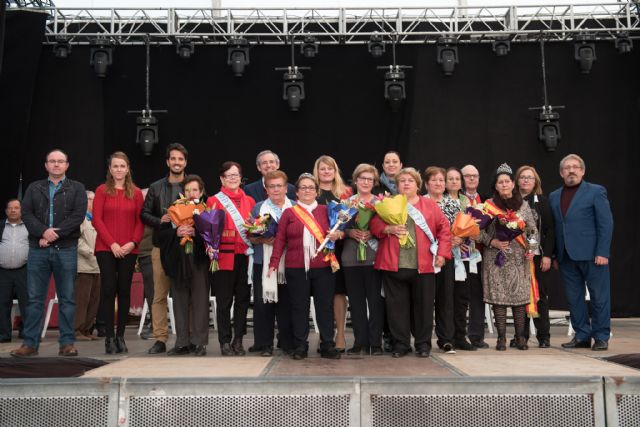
{"left": 479, "top": 163, "right": 537, "bottom": 351}
{"left": 342, "top": 164, "right": 385, "bottom": 356}
{"left": 269, "top": 173, "right": 343, "bottom": 360}
{"left": 370, "top": 167, "right": 452, "bottom": 358}
{"left": 313, "top": 155, "right": 352, "bottom": 352}
{"left": 207, "top": 161, "right": 256, "bottom": 356}
{"left": 513, "top": 165, "right": 555, "bottom": 348}
{"left": 376, "top": 151, "right": 403, "bottom": 195}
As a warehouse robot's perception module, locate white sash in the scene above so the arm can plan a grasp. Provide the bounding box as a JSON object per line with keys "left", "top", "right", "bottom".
{"left": 216, "top": 191, "right": 254, "bottom": 284}
{"left": 407, "top": 203, "right": 441, "bottom": 274}
{"left": 260, "top": 198, "right": 293, "bottom": 303}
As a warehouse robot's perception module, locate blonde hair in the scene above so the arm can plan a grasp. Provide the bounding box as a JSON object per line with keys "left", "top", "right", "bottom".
{"left": 313, "top": 155, "right": 348, "bottom": 198}
{"left": 396, "top": 167, "right": 422, "bottom": 189}
{"left": 105, "top": 151, "right": 136, "bottom": 199}
{"left": 515, "top": 165, "right": 543, "bottom": 195}
{"left": 352, "top": 163, "right": 379, "bottom": 186}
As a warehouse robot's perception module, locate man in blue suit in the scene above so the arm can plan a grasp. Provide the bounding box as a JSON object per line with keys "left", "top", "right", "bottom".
{"left": 243, "top": 150, "right": 296, "bottom": 203}
{"left": 549, "top": 154, "right": 613, "bottom": 351}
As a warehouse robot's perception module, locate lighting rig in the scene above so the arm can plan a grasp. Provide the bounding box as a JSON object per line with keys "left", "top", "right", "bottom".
{"left": 276, "top": 37, "right": 310, "bottom": 111}
{"left": 227, "top": 37, "right": 250, "bottom": 77}
{"left": 574, "top": 33, "right": 597, "bottom": 74}
{"left": 437, "top": 37, "right": 459, "bottom": 76}
{"left": 89, "top": 37, "right": 113, "bottom": 78}
{"left": 377, "top": 36, "right": 412, "bottom": 112}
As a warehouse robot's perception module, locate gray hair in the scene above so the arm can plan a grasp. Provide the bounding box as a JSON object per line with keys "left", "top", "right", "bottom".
{"left": 255, "top": 150, "right": 281, "bottom": 166}
{"left": 559, "top": 154, "right": 586, "bottom": 173}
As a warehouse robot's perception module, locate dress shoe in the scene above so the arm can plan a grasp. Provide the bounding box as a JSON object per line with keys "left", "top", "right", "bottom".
{"left": 167, "top": 345, "right": 191, "bottom": 356}
{"left": 10, "top": 345, "right": 38, "bottom": 357}
{"left": 292, "top": 350, "right": 308, "bottom": 360}
{"left": 538, "top": 339, "right": 550, "bottom": 348}
{"left": 320, "top": 348, "right": 341, "bottom": 360}
{"left": 383, "top": 337, "right": 393, "bottom": 353}
{"left": 193, "top": 345, "right": 207, "bottom": 356}
{"left": 454, "top": 340, "right": 477, "bottom": 351}
{"left": 496, "top": 337, "right": 507, "bottom": 351}
{"left": 231, "top": 338, "right": 246, "bottom": 356}
{"left": 105, "top": 337, "right": 117, "bottom": 354}
{"left": 58, "top": 344, "right": 78, "bottom": 357}
{"left": 441, "top": 343, "right": 456, "bottom": 354}
{"left": 392, "top": 349, "right": 409, "bottom": 358}
{"left": 115, "top": 336, "right": 128, "bottom": 353}
{"left": 592, "top": 340, "right": 608, "bottom": 351}
{"left": 561, "top": 337, "right": 591, "bottom": 349}
{"left": 370, "top": 346, "right": 384, "bottom": 356}
{"left": 515, "top": 337, "right": 529, "bottom": 351}
{"left": 471, "top": 340, "right": 489, "bottom": 349}
{"left": 220, "top": 343, "right": 233, "bottom": 356}
{"left": 346, "top": 345, "right": 368, "bottom": 355}
{"left": 148, "top": 340, "right": 167, "bottom": 354}
{"left": 260, "top": 346, "right": 273, "bottom": 357}
{"left": 248, "top": 344, "right": 265, "bottom": 353}
{"left": 416, "top": 350, "right": 430, "bottom": 358}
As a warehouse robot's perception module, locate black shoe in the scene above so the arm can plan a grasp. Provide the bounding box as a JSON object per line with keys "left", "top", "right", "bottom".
{"left": 115, "top": 336, "right": 128, "bottom": 353}
{"left": 392, "top": 349, "right": 409, "bottom": 358}
{"left": 320, "top": 348, "right": 341, "bottom": 360}
{"left": 370, "top": 346, "right": 384, "bottom": 356}
{"left": 538, "top": 339, "right": 550, "bottom": 348}
{"left": 193, "top": 345, "right": 207, "bottom": 356}
{"left": 515, "top": 337, "right": 529, "bottom": 351}
{"left": 148, "top": 341, "right": 166, "bottom": 354}
{"left": 416, "top": 350, "right": 430, "bottom": 358}
{"left": 231, "top": 338, "right": 246, "bottom": 356}
{"left": 509, "top": 338, "right": 517, "bottom": 348}
{"left": 454, "top": 340, "right": 477, "bottom": 351}
{"left": 220, "top": 343, "right": 233, "bottom": 356}
{"left": 441, "top": 343, "right": 456, "bottom": 354}
{"left": 562, "top": 337, "right": 591, "bottom": 349}
{"left": 496, "top": 337, "right": 507, "bottom": 351}
{"left": 470, "top": 340, "right": 489, "bottom": 349}
{"left": 292, "top": 350, "right": 308, "bottom": 360}
{"left": 97, "top": 327, "right": 106, "bottom": 338}
{"left": 383, "top": 337, "right": 394, "bottom": 353}
{"left": 260, "top": 346, "right": 273, "bottom": 357}
{"left": 592, "top": 340, "right": 608, "bottom": 351}
{"left": 346, "top": 346, "right": 368, "bottom": 355}
{"left": 168, "top": 345, "right": 191, "bottom": 356}
{"left": 105, "top": 337, "right": 117, "bottom": 354}
{"left": 248, "top": 344, "right": 265, "bottom": 353}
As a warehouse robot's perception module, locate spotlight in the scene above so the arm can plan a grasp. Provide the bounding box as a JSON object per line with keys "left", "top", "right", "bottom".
{"left": 89, "top": 38, "right": 113, "bottom": 78}
{"left": 136, "top": 111, "right": 159, "bottom": 156}
{"left": 368, "top": 33, "right": 386, "bottom": 59}
{"left": 615, "top": 33, "right": 633, "bottom": 54}
{"left": 384, "top": 66, "right": 405, "bottom": 113}
{"left": 537, "top": 106, "right": 561, "bottom": 152}
{"left": 282, "top": 67, "right": 305, "bottom": 111}
{"left": 176, "top": 39, "right": 194, "bottom": 59}
{"left": 53, "top": 39, "right": 71, "bottom": 59}
{"left": 574, "top": 34, "right": 596, "bottom": 74}
{"left": 227, "top": 37, "right": 250, "bottom": 77}
{"left": 492, "top": 38, "right": 510, "bottom": 57}
{"left": 437, "top": 37, "right": 459, "bottom": 76}
{"left": 300, "top": 36, "right": 318, "bottom": 59}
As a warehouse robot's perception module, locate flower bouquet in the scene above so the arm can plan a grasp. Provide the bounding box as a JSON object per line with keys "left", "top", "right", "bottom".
{"left": 243, "top": 213, "right": 278, "bottom": 239}
{"left": 315, "top": 200, "right": 358, "bottom": 272}
{"left": 193, "top": 207, "right": 226, "bottom": 272}
{"left": 465, "top": 204, "right": 493, "bottom": 230}
{"left": 374, "top": 194, "right": 415, "bottom": 248}
{"left": 168, "top": 195, "right": 207, "bottom": 254}
{"left": 493, "top": 209, "right": 526, "bottom": 267}
{"left": 353, "top": 198, "right": 377, "bottom": 262}
{"left": 451, "top": 211, "right": 481, "bottom": 259}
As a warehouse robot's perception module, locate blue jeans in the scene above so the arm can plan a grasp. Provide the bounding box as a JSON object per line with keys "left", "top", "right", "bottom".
{"left": 23, "top": 246, "right": 77, "bottom": 348}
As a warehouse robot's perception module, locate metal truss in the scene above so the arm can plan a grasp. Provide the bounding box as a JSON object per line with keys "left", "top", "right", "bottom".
{"left": 38, "top": 2, "right": 640, "bottom": 45}
{"left": 6, "top": 0, "right": 54, "bottom": 8}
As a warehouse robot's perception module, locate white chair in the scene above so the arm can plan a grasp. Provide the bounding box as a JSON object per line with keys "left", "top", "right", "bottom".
{"left": 41, "top": 293, "right": 59, "bottom": 338}
{"left": 207, "top": 296, "right": 233, "bottom": 332}
{"left": 309, "top": 297, "right": 320, "bottom": 334}
{"left": 484, "top": 303, "right": 494, "bottom": 334}
{"left": 136, "top": 297, "right": 177, "bottom": 336}
{"left": 10, "top": 299, "right": 20, "bottom": 330}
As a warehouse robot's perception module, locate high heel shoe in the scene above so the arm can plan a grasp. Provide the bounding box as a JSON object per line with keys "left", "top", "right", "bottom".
{"left": 115, "top": 336, "right": 128, "bottom": 353}
{"left": 105, "top": 337, "right": 117, "bottom": 354}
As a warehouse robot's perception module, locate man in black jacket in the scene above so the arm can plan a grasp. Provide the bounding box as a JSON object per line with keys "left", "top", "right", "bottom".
{"left": 140, "top": 143, "right": 187, "bottom": 354}
{"left": 11, "top": 149, "right": 87, "bottom": 357}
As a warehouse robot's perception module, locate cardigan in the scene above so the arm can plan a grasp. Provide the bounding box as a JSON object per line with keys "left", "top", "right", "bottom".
{"left": 92, "top": 184, "right": 144, "bottom": 254}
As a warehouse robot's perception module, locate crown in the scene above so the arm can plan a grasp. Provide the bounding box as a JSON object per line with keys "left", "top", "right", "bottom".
{"left": 496, "top": 163, "right": 512, "bottom": 175}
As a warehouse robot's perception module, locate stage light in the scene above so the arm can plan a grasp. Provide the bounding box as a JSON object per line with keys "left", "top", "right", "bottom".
{"left": 368, "top": 34, "right": 385, "bottom": 59}
{"left": 437, "top": 37, "right": 459, "bottom": 76}
{"left": 282, "top": 67, "right": 305, "bottom": 111}
{"left": 574, "top": 34, "right": 596, "bottom": 74}
{"left": 537, "top": 107, "right": 561, "bottom": 152}
{"left": 384, "top": 66, "right": 405, "bottom": 113}
{"left": 300, "top": 36, "right": 318, "bottom": 59}
{"left": 53, "top": 39, "right": 71, "bottom": 59}
{"left": 89, "top": 39, "right": 113, "bottom": 78}
{"left": 136, "top": 111, "right": 159, "bottom": 156}
{"left": 615, "top": 33, "right": 633, "bottom": 54}
{"left": 227, "top": 37, "right": 250, "bottom": 77}
{"left": 176, "top": 39, "right": 194, "bottom": 59}
{"left": 492, "top": 38, "right": 510, "bottom": 57}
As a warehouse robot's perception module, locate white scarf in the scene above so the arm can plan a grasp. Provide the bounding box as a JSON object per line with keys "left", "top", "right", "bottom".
{"left": 260, "top": 198, "right": 293, "bottom": 303}
{"left": 297, "top": 200, "right": 318, "bottom": 272}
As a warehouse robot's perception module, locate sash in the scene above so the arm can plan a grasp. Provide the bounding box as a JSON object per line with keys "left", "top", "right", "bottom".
{"left": 407, "top": 203, "right": 440, "bottom": 274}
{"left": 216, "top": 192, "right": 254, "bottom": 284}
{"left": 483, "top": 199, "right": 539, "bottom": 318}
{"left": 291, "top": 205, "right": 339, "bottom": 272}
{"left": 260, "top": 198, "right": 293, "bottom": 303}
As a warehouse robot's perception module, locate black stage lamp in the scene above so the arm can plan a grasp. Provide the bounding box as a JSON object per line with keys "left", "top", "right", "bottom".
{"left": 53, "top": 39, "right": 71, "bottom": 58}
{"left": 538, "top": 107, "right": 561, "bottom": 152}
{"left": 384, "top": 66, "right": 405, "bottom": 113}
{"left": 300, "top": 36, "right": 318, "bottom": 59}
{"left": 136, "top": 112, "right": 159, "bottom": 156}
{"left": 176, "top": 39, "right": 194, "bottom": 59}
{"left": 89, "top": 39, "right": 113, "bottom": 78}
{"left": 615, "top": 33, "right": 633, "bottom": 54}
{"left": 437, "top": 37, "right": 459, "bottom": 76}
{"left": 492, "top": 38, "right": 510, "bottom": 57}
{"left": 227, "top": 37, "right": 250, "bottom": 77}
{"left": 574, "top": 34, "right": 596, "bottom": 74}
{"left": 282, "top": 67, "right": 305, "bottom": 111}
{"left": 368, "top": 34, "right": 386, "bottom": 59}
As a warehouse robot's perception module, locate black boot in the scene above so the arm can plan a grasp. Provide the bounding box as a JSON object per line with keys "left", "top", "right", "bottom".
{"left": 512, "top": 305, "right": 528, "bottom": 351}
{"left": 231, "top": 338, "right": 245, "bottom": 356}
{"left": 115, "top": 336, "right": 128, "bottom": 353}
{"left": 105, "top": 337, "right": 117, "bottom": 354}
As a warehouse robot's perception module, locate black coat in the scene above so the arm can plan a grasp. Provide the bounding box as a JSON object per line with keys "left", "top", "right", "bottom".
{"left": 523, "top": 193, "right": 555, "bottom": 258}
{"left": 156, "top": 226, "right": 208, "bottom": 287}
{"left": 140, "top": 177, "right": 184, "bottom": 247}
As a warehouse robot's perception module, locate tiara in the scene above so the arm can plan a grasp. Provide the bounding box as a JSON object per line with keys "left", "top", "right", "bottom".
{"left": 496, "top": 163, "right": 512, "bottom": 175}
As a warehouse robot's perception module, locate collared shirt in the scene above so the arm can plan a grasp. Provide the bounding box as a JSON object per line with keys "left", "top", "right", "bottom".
{"left": 0, "top": 219, "right": 29, "bottom": 269}
{"left": 48, "top": 176, "right": 66, "bottom": 227}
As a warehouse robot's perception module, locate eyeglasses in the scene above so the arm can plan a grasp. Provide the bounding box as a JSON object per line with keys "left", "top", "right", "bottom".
{"left": 259, "top": 160, "right": 277, "bottom": 167}
{"left": 223, "top": 173, "right": 240, "bottom": 179}
{"left": 462, "top": 174, "right": 479, "bottom": 179}
{"left": 357, "top": 176, "right": 374, "bottom": 183}
{"left": 298, "top": 186, "right": 316, "bottom": 192}
{"left": 266, "top": 184, "right": 285, "bottom": 189}
{"left": 518, "top": 176, "right": 535, "bottom": 181}
{"left": 562, "top": 165, "right": 583, "bottom": 171}
{"left": 47, "top": 160, "right": 67, "bottom": 165}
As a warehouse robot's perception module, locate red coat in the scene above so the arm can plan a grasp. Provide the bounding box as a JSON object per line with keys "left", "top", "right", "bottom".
{"left": 92, "top": 184, "right": 144, "bottom": 254}
{"left": 370, "top": 196, "right": 452, "bottom": 274}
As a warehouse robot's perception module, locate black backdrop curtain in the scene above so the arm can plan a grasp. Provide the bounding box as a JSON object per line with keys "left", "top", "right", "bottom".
{"left": 2, "top": 10, "right": 639, "bottom": 315}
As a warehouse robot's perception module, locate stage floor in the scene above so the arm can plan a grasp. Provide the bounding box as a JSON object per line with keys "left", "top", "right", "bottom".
{"left": 1, "top": 318, "right": 639, "bottom": 379}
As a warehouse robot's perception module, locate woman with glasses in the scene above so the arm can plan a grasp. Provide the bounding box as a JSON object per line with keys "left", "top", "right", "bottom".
{"left": 512, "top": 165, "right": 555, "bottom": 348}
{"left": 207, "top": 161, "right": 256, "bottom": 356}
{"left": 268, "top": 173, "right": 343, "bottom": 360}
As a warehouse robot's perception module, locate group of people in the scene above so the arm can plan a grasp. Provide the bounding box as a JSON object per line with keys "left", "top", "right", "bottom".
{"left": 1, "top": 145, "right": 613, "bottom": 360}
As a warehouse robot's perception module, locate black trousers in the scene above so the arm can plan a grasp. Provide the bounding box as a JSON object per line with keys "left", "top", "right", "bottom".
{"left": 286, "top": 267, "right": 335, "bottom": 352}
{"left": 523, "top": 254, "right": 551, "bottom": 341}
{"left": 252, "top": 265, "right": 294, "bottom": 351}
{"left": 138, "top": 255, "right": 154, "bottom": 325}
{"left": 0, "top": 266, "right": 27, "bottom": 340}
{"left": 434, "top": 261, "right": 455, "bottom": 348}
{"left": 171, "top": 259, "right": 211, "bottom": 347}
{"left": 96, "top": 252, "right": 137, "bottom": 338}
{"left": 343, "top": 266, "right": 384, "bottom": 348}
{"left": 382, "top": 269, "right": 436, "bottom": 353}
{"left": 466, "top": 261, "right": 485, "bottom": 342}
{"left": 213, "top": 254, "right": 250, "bottom": 344}
{"left": 453, "top": 275, "right": 470, "bottom": 342}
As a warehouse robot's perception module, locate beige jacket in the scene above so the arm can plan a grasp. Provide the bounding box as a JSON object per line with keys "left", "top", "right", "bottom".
{"left": 77, "top": 216, "right": 100, "bottom": 274}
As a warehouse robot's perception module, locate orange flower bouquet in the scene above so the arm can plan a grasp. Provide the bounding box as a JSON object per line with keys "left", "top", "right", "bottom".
{"left": 168, "top": 194, "right": 207, "bottom": 254}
